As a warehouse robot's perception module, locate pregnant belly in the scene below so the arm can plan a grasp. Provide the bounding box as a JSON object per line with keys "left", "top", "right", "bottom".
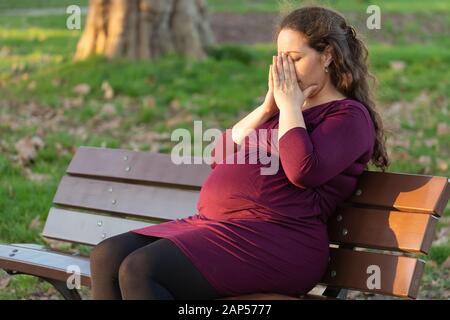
{"left": 196, "top": 162, "right": 263, "bottom": 220}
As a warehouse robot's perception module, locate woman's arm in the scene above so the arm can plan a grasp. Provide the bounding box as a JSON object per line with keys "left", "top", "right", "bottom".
{"left": 231, "top": 103, "right": 275, "bottom": 145}
{"left": 278, "top": 106, "right": 373, "bottom": 188}
{"left": 231, "top": 64, "right": 279, "bottom": 145}
{"left": 210, "top": 103, "right": 274, "bottom": 170}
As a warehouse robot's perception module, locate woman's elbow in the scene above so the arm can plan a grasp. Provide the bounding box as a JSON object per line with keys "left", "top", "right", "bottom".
{"left": 285, "top": 171, "right": 320, "bottom": 189}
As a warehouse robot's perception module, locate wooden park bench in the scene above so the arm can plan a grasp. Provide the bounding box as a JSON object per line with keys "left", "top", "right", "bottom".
{"left": 0, "top": 146, "right": 449, "bottom": 300}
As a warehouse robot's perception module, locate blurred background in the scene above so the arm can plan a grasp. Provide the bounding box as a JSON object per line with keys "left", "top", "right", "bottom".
{"left": 0, "top": 0, "right": 449, "bottom": 299}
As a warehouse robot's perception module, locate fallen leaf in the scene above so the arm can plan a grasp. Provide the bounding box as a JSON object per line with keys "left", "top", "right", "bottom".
{"left": 142, "top": 96, "right": 156, "bottom": 108}
{"left": 101, "top": 103, "right": 116, "bottom": 116}
{"left": 424, "top": 138, "right": 438, "bottom": 148}
{"left": 27, "top": 81, "right": 36, "bottom": 91}
{"left": 42, "top": 238, "right": 71, "bottom": 251}
{"left": 437, "top": 159, "right": 448, "bottom": 172}
{"left": 14, "top": 136, "right": 45, "bottom": 165}
{"left": 52, "top": 78, "right": 62, "bottom": 87}
{"left": 418, "top": 155, "right": 431, "bottom": 166}
{"left": 62, "top": 97, "right": 83, "bottom": 109}
{"left": 389, "top": 60, "right": 406, "bottom": 71}
{"left": 73, "top": 83, "right": 91, "bottom": 95}
{"left": 0, "top": 275, "right": 11, "bottom": 289}
{"left": 434, "top": 227, "right": 449, "bottom": 245}
{"left": 437, "top": 123, "right": 450, "bottom": 136}
{"left": 28, "top": 216, "right": 42, "bottom": 231}
{"left": 101, "top": 81, "right": 114, "bottom": 100}
{"left": 170, "top": 99, "right": 182, "bottom": 111}
{"left": 443, "top": 256, "right": 450, "bottom": 269}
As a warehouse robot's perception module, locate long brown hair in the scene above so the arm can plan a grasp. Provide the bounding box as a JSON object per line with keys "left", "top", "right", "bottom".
{"left": 275, "top": 6, "right": 389, "bottom": 171}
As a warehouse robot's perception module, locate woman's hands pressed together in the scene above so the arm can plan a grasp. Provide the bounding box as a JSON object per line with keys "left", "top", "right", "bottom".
{"left": 271, "top": 52, "right": 317, "bottom": 111}
{"left": 272, "top": 52, "right": 317, "bottom": 141}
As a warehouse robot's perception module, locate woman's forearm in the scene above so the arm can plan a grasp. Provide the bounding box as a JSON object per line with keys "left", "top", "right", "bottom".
{"left": 231, "top": 104, "right": 275, "bottom": 145}
{"left": 278, "top": 106, "right": 306, "bottom": 141}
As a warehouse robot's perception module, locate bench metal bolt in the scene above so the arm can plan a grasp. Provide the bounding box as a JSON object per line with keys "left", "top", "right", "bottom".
{"left": 342, "top": 228, "right": 348, "bottom": 236}
{"left": 112, "top": 199, "right": 117, "bottom": 204}
{"left": 125, "top": 166, "right": 131, "bottom": 172}
{"left": 108, "top": 187, "right": 113, "bottom": 192}
{"left": 336, "top": 215, "right": 343, "bottom": 222}
{"left": 355, "top": 189, "right": 362, "bottom": 196}
{"left": 101, "top": 233, "right": 106, "bottom": 238}
{"left": 331, "top": 270, "right": 337, "bottom": 277}
{"left": 123, "top": 155, "right": 128, "bottom": 161}
{"left": 97, "top": 221, "right": 103, "bottom": 227}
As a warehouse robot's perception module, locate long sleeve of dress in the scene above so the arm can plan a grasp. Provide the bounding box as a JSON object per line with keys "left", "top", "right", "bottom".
{"left": 278, "top": 106, "right": 374, "bottom": 189}
{"left": 210, "top": 128, "right": 240, "bottom": 170}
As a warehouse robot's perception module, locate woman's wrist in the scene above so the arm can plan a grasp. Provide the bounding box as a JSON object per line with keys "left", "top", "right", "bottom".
{"left": 278, "top": 104, "right": 306, "bottom": 140}
{"left": 260, "top": 101, "right": 278, "bottom": 117}
{"left": 259, "top": 103, "right": 277, "bottom": 121}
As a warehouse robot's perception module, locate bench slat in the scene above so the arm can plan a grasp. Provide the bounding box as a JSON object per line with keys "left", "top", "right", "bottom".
{"left": 53, "top": 175, "right": 199, "bottom": 221}
{"left": 52, "top": 176, "right": 438, "bottom": 254}
{"left": 328, "top": 206, "right": 438, "bottom": 254}
{"left": 320, "top": 247, "right": 424, "bottom": 299}
{"left": 42, "top": 208, "right": 152, "bottom": 246}
{"left": 68, "top": 148, "right": 449, "bottom": 216}
{"left": 349, "top": 171, "right": 449, "bottom": 216}
{"left": 41, "top": 209, "right": 424, "bottom": 298}
{"left": 0, "top": 243, "right": 422, "bottom": 299}
{"left": 67, "top": 146, "right": 209, "bottom": 188}
{"left": 0, "top": 244, "right": 91, "bottom": 287}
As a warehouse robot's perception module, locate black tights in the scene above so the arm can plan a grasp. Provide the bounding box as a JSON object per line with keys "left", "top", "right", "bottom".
{"left": 90, "top": 231, "right": 221, "bottom": 300}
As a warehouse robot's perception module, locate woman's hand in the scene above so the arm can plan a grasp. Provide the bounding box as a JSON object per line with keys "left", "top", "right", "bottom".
{"left": 271, "top": 53, "right": 317, "bottom": 111}
{"left": 261, "top": 64, "right": 279, "bottom": 116}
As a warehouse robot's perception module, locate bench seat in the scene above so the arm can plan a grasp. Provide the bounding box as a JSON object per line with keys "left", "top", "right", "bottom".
{"left": 1, "top": 146, "right": 448, "bottom": 300}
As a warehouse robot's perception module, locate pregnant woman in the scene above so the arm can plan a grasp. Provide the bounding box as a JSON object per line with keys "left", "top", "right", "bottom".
{"left": 90, "top": 6, "right": 389, "bottom": 300}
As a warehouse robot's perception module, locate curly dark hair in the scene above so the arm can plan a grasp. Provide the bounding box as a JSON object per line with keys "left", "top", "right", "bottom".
{"left": 274, "top": 6, "right": 390, "bottom": 171}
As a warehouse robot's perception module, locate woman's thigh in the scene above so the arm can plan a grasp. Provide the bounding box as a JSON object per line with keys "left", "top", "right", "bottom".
{"left": 90, "top": 231, "right": 161, "bottom": 274}
{"left": 119, "top": 238, "right": 222, "bottom": 300}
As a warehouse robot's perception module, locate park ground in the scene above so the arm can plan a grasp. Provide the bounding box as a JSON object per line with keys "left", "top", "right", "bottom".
{"left": 0, "top": 0, "right": 449, "bottom": 299}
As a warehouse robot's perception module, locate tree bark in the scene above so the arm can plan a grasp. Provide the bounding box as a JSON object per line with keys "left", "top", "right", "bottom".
{"left": 74, "top": 0, "right": 215, "bottom": 61}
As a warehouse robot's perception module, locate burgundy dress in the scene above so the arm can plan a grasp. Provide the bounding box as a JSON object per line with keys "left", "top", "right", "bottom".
{"left": 131, "top": 98, "right": 376, "bottom": 297}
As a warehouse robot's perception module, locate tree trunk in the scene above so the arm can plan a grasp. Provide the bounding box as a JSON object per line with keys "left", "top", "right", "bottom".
{"left": 74, "top": 0, "right": 215, "bottom": 61}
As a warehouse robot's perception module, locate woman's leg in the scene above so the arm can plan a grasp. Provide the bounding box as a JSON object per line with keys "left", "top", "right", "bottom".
{"left": 118, "top": 238, "right": 221, "bottom": 300}
{"left": 90, "top": 231, "right": 160, "bottom": 299}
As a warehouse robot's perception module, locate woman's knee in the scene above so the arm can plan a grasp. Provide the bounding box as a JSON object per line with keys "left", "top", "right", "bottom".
{"left": 91, "top": 232, "right": 151, "bottom": 268}
{"left": 90, "top": 235, "right": 126, "bottom": 272}
{"left": 118, "top": 249, "right": 150, "bottom": 287}
{"left": 117, "top": 239, "right": 171, "bottom": 286}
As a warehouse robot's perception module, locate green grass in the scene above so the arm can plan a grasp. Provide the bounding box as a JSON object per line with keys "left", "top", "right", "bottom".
{"left": 1, "top": 0, "right": 450, "bottom": 13}
{"left": 0, "top": 0, "right": 449, "bottom": 300}
{"left": 210, "top": 0, "right": 450, "bottom": 13}
{"left": 0, "top": 0, "right": 88, "bottom": 10}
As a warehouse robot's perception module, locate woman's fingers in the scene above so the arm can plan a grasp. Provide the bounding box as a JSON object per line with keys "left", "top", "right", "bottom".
{"left": 277, "top": 54, "right": 284, "bottom": 82}
{"left": 287, "top": 55, "right": 297, "bottom": 84}
{"left": 272, "top": 56, "right": 280, "bottom": 87}
{"left": 269, "top": 64, "right": 273, "bottom": 90}
{"left": 282, "top": 53, "right": 291, "bottom": 83}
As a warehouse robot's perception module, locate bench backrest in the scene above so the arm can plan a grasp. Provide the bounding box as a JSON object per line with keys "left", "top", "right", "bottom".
{"left": 42, "top": 146, "right": 450, "bottom": 299}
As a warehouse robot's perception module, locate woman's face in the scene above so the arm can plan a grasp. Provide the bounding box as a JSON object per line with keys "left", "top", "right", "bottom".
{"left": 276, "top": 28, "right": 330, "bottom": 94}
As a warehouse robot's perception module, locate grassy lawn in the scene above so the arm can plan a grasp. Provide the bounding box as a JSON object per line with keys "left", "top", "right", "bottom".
{"left": 0, "top": 1, "right": 449, "bottom": 299}
{"left": 2, "top": 0, "right": 450, "bottom": 13}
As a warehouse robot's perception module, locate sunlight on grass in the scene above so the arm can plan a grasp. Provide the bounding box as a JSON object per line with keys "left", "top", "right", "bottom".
{"left": 0, "top": 0, "right": 449, "bottom": 300}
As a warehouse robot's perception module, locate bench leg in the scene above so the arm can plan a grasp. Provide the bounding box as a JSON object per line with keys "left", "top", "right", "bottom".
{"left": 322, "top": 243, "right": 354, "bottom": 299}
{"left": 322, "top": 286, "right": 348, "bottom": 299}
{"left": 41, "top": 277, "right": 82, "bottom": 300}
{"left": 4, "top": 269, "right": 82, "bottom": 300}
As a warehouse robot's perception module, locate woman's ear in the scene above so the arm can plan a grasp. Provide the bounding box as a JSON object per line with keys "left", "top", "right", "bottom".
{"left": 321, "top": 46, "right": 333, "bottom": 68}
